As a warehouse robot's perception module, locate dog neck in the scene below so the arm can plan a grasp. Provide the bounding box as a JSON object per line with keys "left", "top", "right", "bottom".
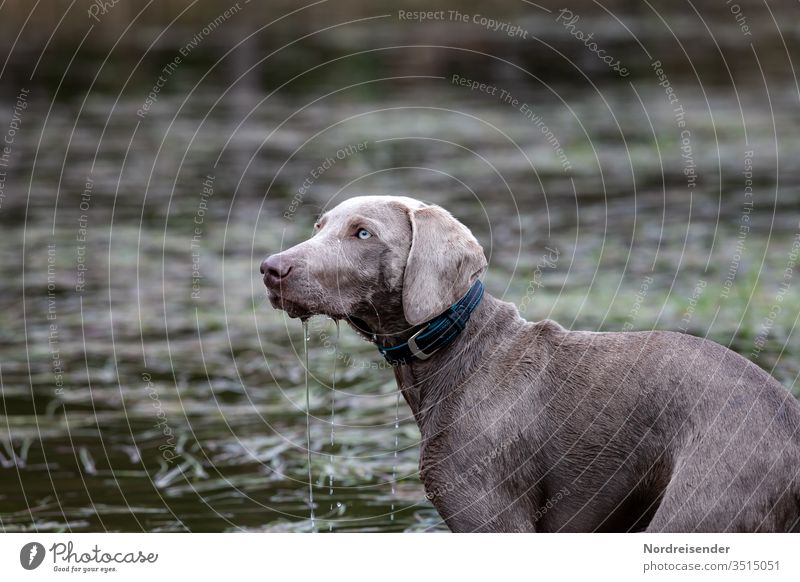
{"left": 344, "top": 291, "right": 415, "bottom": 342}
{"left": 391, "top": 293, "right": 523, "bottom": 431}
{"left": 344, "top": 291, "right": 525, "bottom": 433}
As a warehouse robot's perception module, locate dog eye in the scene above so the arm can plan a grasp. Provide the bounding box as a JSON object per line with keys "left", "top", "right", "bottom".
{"left": 356, "top": 228, "right": 372, "bottom": 240}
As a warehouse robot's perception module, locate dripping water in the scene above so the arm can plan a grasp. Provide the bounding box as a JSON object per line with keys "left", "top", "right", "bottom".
{"left": 328, "top": 320, "right": 339, "bottom": 531}
{"left": 390, "top": 389, "right": 400, "bottom": 522}
{"left": 303, "top": 319, "right": 315, "bottom": 530}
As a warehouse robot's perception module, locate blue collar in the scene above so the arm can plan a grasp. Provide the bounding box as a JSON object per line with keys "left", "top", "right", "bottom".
{"left": 378, "top": 280, "right": 484, "bottom": 366}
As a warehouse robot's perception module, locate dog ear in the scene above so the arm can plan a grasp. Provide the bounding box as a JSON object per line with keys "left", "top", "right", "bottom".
{"left": 402, "top": 205, "right": 487, "bottom": 325}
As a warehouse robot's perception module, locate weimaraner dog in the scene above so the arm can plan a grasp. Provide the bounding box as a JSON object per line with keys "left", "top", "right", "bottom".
{"left": 261, "top": 195, "right": 800, "bottom": 532}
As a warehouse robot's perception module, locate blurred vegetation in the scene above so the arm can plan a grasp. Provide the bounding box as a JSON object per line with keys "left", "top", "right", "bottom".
{"left": 0, "top": 0, "right": 798, "bottom": 531}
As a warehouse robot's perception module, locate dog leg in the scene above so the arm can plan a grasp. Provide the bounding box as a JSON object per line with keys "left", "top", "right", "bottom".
{"left": 647, "top": 458, "right": 800, "bottom": 532}
{"left": 429, "top": 484, "right": 537, "bottom": 532}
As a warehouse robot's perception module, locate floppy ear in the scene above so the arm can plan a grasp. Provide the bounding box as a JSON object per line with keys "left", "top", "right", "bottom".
{"left": 402, "top": 205, "right": 487, "bottom": 325}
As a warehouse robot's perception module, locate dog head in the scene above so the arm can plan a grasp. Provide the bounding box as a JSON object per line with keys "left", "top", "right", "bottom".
{"left": 261, "top": 195, "right": 486, "bottom": 333}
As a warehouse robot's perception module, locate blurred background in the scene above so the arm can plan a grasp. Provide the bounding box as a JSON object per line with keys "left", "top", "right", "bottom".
{"left": 1, "top": 0, "right": 799, "bottom": 532}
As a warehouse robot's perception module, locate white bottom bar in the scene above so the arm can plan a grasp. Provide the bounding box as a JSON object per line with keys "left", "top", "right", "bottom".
{"left": 1, "top": 533, "right": 798, "bottom": 581}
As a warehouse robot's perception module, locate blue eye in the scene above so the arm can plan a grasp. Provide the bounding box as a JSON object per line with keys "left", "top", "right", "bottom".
{"left": 356, "top": 228, "right": 372, "bottom": 240}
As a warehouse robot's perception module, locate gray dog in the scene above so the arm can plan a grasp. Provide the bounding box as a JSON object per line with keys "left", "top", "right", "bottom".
{"left": 261, "top": 195, "right": 800, "bottom": 532}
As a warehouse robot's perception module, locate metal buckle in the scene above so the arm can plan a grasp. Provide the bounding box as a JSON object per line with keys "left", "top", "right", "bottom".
{"left": 407, "top": 327, "right": 435, "bottom": 361}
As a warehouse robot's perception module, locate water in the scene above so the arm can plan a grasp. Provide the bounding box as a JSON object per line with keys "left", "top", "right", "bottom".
{"left": 303, "top": 319, "right": 315, "bottom": 531}
{"left": 328, "top": 320, "right": 339, "bottom": 531}
{"left": 1, "top": 38, "right": 799, "bottom": 532}
{"left": 391, "top": 391, "right": 400, "bottom": 522}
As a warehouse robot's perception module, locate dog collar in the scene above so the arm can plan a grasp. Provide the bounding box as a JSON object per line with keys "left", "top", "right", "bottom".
{"left": 378, "top": 280, "right": 484, "bottom": 365}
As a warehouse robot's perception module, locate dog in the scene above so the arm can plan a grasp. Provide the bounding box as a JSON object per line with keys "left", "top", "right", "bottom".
{"left": 261, "top": 195, "right": 800, "bottom": 532}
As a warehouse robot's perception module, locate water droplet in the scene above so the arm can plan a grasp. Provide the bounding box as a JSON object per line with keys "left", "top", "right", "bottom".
{"left": 303, "top": 319, "right": 315, "bottom": 530}
{"left": 328, "top": 320, "right": 339, "bottom": 531}
{"left": 391, "top": 390, "right": 400, "bottom": 522}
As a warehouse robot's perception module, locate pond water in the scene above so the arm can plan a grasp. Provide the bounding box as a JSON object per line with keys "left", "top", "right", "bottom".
{"left": 1, "top": 34, "right": 799, "bottom": 532}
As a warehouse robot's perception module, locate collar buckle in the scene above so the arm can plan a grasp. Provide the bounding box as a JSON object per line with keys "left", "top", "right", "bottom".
{"left": 407, "top": 328, "right": 435, "bottom": 361}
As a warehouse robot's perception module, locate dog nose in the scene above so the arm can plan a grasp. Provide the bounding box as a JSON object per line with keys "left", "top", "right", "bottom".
{"left": 261, "top": 254, "right": 293, "bottom": 286}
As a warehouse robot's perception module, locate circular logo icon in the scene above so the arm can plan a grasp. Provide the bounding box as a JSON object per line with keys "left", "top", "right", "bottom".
{"left": 20, "top": 542, "right": 46, "bottom": 570}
